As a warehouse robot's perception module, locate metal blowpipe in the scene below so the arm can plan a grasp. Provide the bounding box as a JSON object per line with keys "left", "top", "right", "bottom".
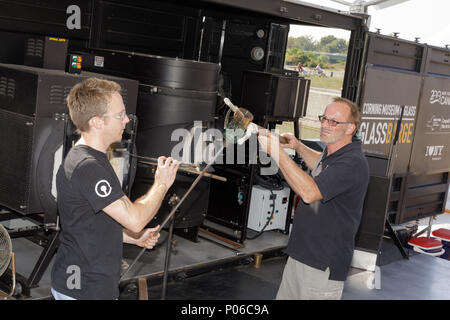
{"left": 130, "top": 154, "right": 227, "bottom": 182}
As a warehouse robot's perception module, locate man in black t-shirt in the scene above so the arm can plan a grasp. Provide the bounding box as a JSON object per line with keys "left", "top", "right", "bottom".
{"left": 51, "top": 78, "right": 179, "bottom": 300}
{"left": 258, "top": 97, "right": 369, "bottom": 300}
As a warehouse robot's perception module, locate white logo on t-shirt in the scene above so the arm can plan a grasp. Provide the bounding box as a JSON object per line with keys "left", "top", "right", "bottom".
{"left": 95, "top": 180, "right": 112, "bottom": 197}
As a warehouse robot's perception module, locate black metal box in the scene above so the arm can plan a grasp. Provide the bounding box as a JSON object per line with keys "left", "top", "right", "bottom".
{"left": 24, "top": 36, "right": 68, "bottom": 71}
{"left": 240, "top": 70, "right": 310, "bottom": 120}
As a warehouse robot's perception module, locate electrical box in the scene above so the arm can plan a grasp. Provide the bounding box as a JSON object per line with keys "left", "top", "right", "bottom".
{"left": 247, "top": 185, "right": 290, "bottom": 232}
{"left": 24, "top": 36, "right": 68, "bottom": 71}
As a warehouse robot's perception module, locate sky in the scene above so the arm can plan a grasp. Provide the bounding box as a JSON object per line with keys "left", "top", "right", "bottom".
{"left": 289, "top": 0, "right": 450, "bottom": 48}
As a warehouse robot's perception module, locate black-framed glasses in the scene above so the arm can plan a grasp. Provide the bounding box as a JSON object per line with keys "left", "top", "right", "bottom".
{"left": 318, "top": 115, "right": 352, "bottom": 127}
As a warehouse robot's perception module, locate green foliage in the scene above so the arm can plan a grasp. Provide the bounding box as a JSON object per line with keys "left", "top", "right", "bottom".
{"left": 286, "top": 35, "right": 348, "bottom": 68}
{"left": 285, "top": 48, "right": 330, "bottom": 68}
{"left": 319, "top": 35, "right": 337, "bottom": 48}
{"left": 323, "top": 39, "right": 348, "bottom": 54}
{"left": 318, "top": 54, "right": 330, "bottom": 66}
{"left": 287, "top": 35, "right": 317, "bottom": 51}
{"left": 285, "top": 47, "right": 316, "bottom": 66}
{"left": 287, "top": 35, "right": 348, "bottom": 54}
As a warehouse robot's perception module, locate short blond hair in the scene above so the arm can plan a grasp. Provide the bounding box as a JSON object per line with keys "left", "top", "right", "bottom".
{"left": 66, "top": 78, "right": 121, "bottom": 132}
{"left": 332, "top": 97, "right": 361, "bottom": 135}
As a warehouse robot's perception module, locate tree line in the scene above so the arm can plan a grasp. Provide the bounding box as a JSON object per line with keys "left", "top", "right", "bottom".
{"left": 286, "top": 35, "right": 348, "bottom": 68}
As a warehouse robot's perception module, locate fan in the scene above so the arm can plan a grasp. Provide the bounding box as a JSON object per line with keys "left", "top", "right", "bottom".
{"left": 0, "top": 224, "right": 16, "bottom": 298}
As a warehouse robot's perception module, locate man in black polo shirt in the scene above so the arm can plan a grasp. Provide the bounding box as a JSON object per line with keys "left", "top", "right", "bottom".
{"left": 258, "top": 97, "right": 369, "bottom": 300}
{"left": 51, "top": 78, "right": 179, "bottom": 300}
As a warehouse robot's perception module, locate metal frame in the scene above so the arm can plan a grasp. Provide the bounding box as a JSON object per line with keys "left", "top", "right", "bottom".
{"left": 201, "top": 0, "right": 364, "bottom": 30}
{"left": 203, "top": 163, "right": 257, "bottom": 244}
{"left": 0, "top": 209, "right": 59, "bottom": 297}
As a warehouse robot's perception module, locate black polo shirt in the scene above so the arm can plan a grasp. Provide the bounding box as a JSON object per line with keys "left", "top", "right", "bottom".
{"left": 285, "top": 139, "right": 369, "bottom": 281}
{"left": 51, "top": 145, "right": 124, "bottom": 299}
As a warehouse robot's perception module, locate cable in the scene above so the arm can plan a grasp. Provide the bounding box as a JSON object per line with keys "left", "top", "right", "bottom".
{"left": 253, "top": 173, "right": 284, "bottom": 191}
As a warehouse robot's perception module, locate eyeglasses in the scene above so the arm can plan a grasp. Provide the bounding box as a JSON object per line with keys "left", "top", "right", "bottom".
{"left": 103, "top": 110, "right": 128, "bottom": 121}
{"left": 318, "top": 115, "right": 352, "bottom": 127}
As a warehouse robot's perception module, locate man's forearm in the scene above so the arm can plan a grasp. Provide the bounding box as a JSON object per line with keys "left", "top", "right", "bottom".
{"left": 295, "top": 142, "right": 321, "bottom": 170}
{"left": 133, "top": 182, "right": 167, "bottom": 226}
{"left": 103, "top": 181, "right": 169, "bottom": 234}
{"left": 278, "top": 149, "right": 322, "bottom": 203}
{"left": 123, "top": 229, "right": 139, "bottom": 244}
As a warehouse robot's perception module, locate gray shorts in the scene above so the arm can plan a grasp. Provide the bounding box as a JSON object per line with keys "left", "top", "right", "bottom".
{"left": 276, "top": 257, "right": 344, "bottom": 300}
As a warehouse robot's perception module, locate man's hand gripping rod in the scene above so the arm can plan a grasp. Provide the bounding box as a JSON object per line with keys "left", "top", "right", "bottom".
{"left": 223, "top": 98, "right": 288, "bottom": 144}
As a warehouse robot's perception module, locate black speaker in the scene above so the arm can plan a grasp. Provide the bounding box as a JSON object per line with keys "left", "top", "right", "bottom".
{"left": 355, "top": 175, "right": 391, "bottom": 253}
{"left": 240, "top": 70, "right": 310, "bottom": 121}
{"left": 0, "top": 63, "right": 138, "bottom": 224}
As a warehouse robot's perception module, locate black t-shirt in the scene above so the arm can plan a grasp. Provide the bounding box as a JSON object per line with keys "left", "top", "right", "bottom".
{"left": 285, "top": 139, "right": 369, "bottom": 281}
{"left": 51, "top": 145, "right": 124, "bottom": 299}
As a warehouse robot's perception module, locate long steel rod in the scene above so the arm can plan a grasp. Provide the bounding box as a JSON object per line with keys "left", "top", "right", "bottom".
{"left": 161, "top": 215, "right": 175, "bottom": 300}
{"left": 137, "top": 160, "right": 227, "bottom": 182}
{"left": 130, "top": 153, "right": 200, "bottom": 169}
{"left": 120, "top": 144, "right": 226, "bottom": 281}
